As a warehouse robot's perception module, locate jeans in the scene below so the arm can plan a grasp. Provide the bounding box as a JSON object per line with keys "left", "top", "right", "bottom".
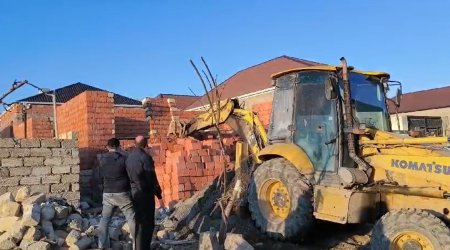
{"left": 98, "top": 192, "right": 136, "bottom": 249}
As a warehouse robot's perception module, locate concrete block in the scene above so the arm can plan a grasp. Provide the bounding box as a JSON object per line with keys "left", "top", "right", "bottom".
{"left": 61, "top": 192, "right": 80, "bottom": 202}
{"left": 30, "top": 148, "right": 52, "bottom": 157}
{"left": 24, "top": 157, "right": 44, "bottom": 167}
{"left": 6, "top": 186, "right": 21, "bottom": 197}
{"left": 44, "top": 157, "right": 63, "bottom": 166}
{"left": 62, "top": 174, "right": 79, "bottom": 183}
{"left": 0, "top": 226, "right": 26, "bottom": 249}
{"left": 61, "top": 140, "right": 77, "bottom": 149}
{"left": 40, "top": 139, "right": 61, "bottom": 148}
{"left": 31, "top": 166, "right": 51, "bottom": 176}
{"left": 9, "top": 148, "right": 31, "bottom": 157}
{"left": 27, "top": 241, "right": 51, "bottom": 250}
{"left": 51, "top": 183, "right": 70, "bottom": 193}
{"left": 0, "top": 196, "right": 20, "bottom": 217}
{"left": 72, "top": 149, "right": 79, "bottom": 157}
{"left": 54, "top": 205, "right": 70, "bottom": 219}
{"left": 52, "top": 166, "right": 71, "bottom": 174}
{"left": 21, "top": 204, "right": 41, "bottom": 227}
{"left": 20, "top": 176, "right": 41, "bottom": 185}
{"left": 41, "top": 175, "right": 61, "bottom": 184}
{"left": 10, "top": 167, "right": 32, "bottom": 176}
{"left": 0, "top": 177, "right": 20, "bottom": 187}
{"left": 1, "top": 158, "right": 23, "bottom": 167}
{"left": 0, "top": 138, "right": 16, "bottom": 148}
{"left": 20, "top": 139, "right": 41, "bottom": 148}
{"left": 0, "top": 192, "right": 15, "bottom": 203}
{"left": 199, "top": 231, "right": 220, "bottom": 250}
{"left": 15, "top": 186, "right": 30, "bottom": 202}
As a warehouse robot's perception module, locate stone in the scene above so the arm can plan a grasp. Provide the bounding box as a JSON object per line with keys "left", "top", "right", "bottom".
{"left": 20, "top": 176, "right": 41, "bottom": 185}
{"left": 51, "top": 183, "right": 70, "bottom": 193}
{"left": 20, "top": 139, "right": 41, "bottom": 148}
{"left": 0, "top": 217, "right": 20, "bottom": 232}
{"left": 26, "top": 241, "right": 51, "bottom": 250}
{"left": 71, "top": 183, "right": 80, "bottom": 192}
{"left": 0, "top": 169, "right": 9, "bottom": 178}
{"left": 54, "top": 205, "right": 70, "bottom": 219}
{"left": 62, "top": 174, "right": 79, "bottom": 184}
{"left": 44, "top": 157, "right": 62, "bottom": 166}
{"left": 31, "top": 166, "right": 51, "bottom": 176}
{"left": 15, "top": 186, "right": 30, "bottom": 202}
{"left": 24, "top": 157, "right": 45, "bottom": 167}
{"left": 199, "top": 231, "right": 220, "bottom": 250}
{"left": 68, "top": 215, "right": 83, "bottom": 231}
{"left": 41, "top": 175, "right": 61, "bottom": 184}
{"left": 9, "top": 148, "right": 31, "bottom": 157}
{"left": 41, "top": 139, "right": 61, "bottom": 148}
{"left": 1, "top": 158, "right": 23, "bottom": 167}
{"left": 0, "top": 192, "right": 14, "bottom": 203}
{"left": 69, "top": 236, "right": 91, "bottom": 250}
{"left": 41, "top": 220, "right": 56, "bottom": 241}
{"left": 22, "top": 193, "right": 46, "bottom": 205}
{"left": 0, "top": 149, "right": 10, "bottom": 158}
{"left": 23, "top": 226, "right": 42, "bottom": 241}
{"left": 0, "top": 198, "right": 21, "bottom": 217}
{"left": 9, "top": 167, "right": 32, "bottom": 176}
{"left": 0, "top": 177, "right": 19, "bottom": 187}
{"left": 21, "top": 204, "right": 41, "bottom": 227}
{"left": 29, "top": 185, "right": 50, "bottom": 194}
{"left": 52, "top": 218, "right": 67, "bottom": 227}
{"left": 0, "top": 138, "right": 16, "bottom": 148}
{"left": 41, "top": 203, "right": 56, "bottom": 221}
{"left": 224, "top": 233, "right": 254, "bottom": 250}
{"left": 71, "top": 165, "right": 80, "bottom": 174}
{"left": 84, "top": 226, "right": 97, "bottom": 237}
{"left": 156, "top": 230, "right": 169, "bottom": 241}
{"left": 108, "top": 226, "right": 122, "bottom": 241}
{"left": 0, "top": 226, "right": 26, "bottom": 249}
{"left": 61, "top": 140, "right": 77, "bottom": 149}
{"left": 19, "top": 239, "right": 33, "bottom": 250}
{"left": 56, "top": 237, "right": 66, "bottom": 247}
{"left": 30, "top": 148, "right": 52, "bottom": 157}
{"left": 52, "top": 148, "right": 72, "bottom": 157}
{"left": 52, "top": 166, "right": 71, "bottom": 174}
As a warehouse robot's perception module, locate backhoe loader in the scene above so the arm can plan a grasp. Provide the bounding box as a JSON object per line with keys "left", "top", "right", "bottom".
{"left": 175, "top": 58, "right": 450, "bottom": 249}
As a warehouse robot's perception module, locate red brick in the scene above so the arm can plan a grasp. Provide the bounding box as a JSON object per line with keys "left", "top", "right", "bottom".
{"left": 191, "top": 156, "right": 201, "bottom": 163}
{"left": 201, "top": 156, "right": 212, "bottom": 162}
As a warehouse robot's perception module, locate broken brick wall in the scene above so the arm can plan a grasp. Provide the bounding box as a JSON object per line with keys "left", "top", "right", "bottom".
{"left": 0, "top": 104, "right": 25, "bottom": 138}
{"left": 148, "top": 136, "right": 237, "bottom": 206}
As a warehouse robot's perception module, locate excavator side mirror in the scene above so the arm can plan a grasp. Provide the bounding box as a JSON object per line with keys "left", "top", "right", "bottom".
{"left": 325, "top": 78, "right": 337, "bottom": 100}
{"left": 395, "top": 88, "right": 402, "bottom": 107}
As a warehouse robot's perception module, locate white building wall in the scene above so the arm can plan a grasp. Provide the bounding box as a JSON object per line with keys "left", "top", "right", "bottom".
{"left": 390, "top": 107, "right": 450, "bottom": 135}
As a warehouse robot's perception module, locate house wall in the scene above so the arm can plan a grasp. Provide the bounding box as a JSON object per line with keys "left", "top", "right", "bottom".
{"left": 114, "top": 106, "right": 148, "bottom": 138}
{"left": 390, "top": 107, "right": 450, "bottom": 135}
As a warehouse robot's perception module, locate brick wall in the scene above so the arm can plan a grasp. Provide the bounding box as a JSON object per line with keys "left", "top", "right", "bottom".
{"left": 0, "top": 104, "right": 24, "bottom": 138}
{"left": 57, "top": 91, "right": 115, "bottom": 170}
{"left": 115, "top": 107, "right": 148, "bottom": 138}
{"left": 252, "top": 101, "right": 273, "bottom": 129}
{"left": 0, "top": 138, "right": 80, "bottom": 206}
{"left": 27, "top": 104, "right": 54, "bottom": 138}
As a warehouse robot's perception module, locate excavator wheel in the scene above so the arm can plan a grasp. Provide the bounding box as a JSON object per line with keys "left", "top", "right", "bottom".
{"left": 248, "top": 158, "right": 313, "bottom": 240}
{"left": 371, "top": 208, "right": 450, "bottom": 250}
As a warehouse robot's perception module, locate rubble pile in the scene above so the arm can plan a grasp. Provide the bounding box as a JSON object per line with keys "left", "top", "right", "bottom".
{"left": 0, "top": 187, "right": 132, "bottom": 250}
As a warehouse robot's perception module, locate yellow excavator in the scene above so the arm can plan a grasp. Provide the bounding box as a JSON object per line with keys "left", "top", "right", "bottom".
{"left": 174, "top": 58, "right": 450, "bottom": 249}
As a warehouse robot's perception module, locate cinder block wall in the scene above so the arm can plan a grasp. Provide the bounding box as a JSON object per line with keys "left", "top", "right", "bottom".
{"left": 0, "top": 138, "right": 80, "bottom": 206}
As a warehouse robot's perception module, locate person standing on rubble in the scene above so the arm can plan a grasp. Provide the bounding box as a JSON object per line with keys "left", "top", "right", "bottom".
{"left": 126, "top": 135, "right": 165, "bottom": 250}
{"left": 98, "top": 138, "right": 136, "bottom": 249}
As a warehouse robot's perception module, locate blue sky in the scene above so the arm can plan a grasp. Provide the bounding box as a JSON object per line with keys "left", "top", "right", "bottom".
{"left": 1, "top": 1, "right": 450, "bottom": 103}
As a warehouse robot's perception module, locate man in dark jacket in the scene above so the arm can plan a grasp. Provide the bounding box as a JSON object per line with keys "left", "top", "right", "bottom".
{"left": 126, "top": 135, "right": 165, "bottom": 250}
{"left": 98, "top": 138, "right": 135, "bottom": 249}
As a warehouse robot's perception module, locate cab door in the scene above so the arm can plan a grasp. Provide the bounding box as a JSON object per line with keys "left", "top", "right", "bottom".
{"left": 293, "top": 71, "right": 338, "bottom": 175}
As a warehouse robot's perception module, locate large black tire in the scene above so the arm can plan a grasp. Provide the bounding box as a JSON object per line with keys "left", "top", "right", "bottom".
{"left": 371, "top": 208, "right": 450, "bottom": 250}
{"left": 248, "top": 158, "right": 313, "bottom": 240}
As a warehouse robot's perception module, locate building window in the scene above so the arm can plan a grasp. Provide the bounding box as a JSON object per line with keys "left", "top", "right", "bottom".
{"left": 407, "top": 116, "right": 442, "bottom": 136}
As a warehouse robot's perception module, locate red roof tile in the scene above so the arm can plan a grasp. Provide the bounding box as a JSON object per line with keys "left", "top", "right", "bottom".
{"left": 388, "top": 86, "right": 450, "bottom": 113}
{"left": 186, "top": 56, "right": 323, "bottom": 110}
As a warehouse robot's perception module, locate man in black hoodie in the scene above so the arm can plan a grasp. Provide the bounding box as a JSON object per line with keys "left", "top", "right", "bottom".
{"left": 126, "top": 135, "right": 165, "bottom": 250}
{"left": 98, "top": 138, "right": 135, "bottom": 249}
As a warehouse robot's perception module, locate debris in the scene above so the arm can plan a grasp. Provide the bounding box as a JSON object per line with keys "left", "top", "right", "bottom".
{"left": 0, "top": 192, "right": 21, "bottom": 217}
{"left": 199, "top": 230, "right": 220, "bottom": 250}
{"left": 0, "top": 217, "right": 20, "bottom": 232}
{"left": 65, "top": 230, "right": 82, "bottom": 246}
{"left": 21, "top": 204, "right": 41, "bottom": 227}
{"left": 69, "top": 235, "right": 92, "bottom": 250}
{"left": 41, "top": 203, "right": 56, "bottom": 221}
{"left": 79, "top": 201, "right": 90, "bottom": 210}
{"left": 15, "top": 187, "right": 30, "bottom": 203}
{"left": 224, "top": 233, "right": 253, "bottom": 250}
{"left": 23, "top": 227, "right": 42, "bottom": 241}
{"left": 22, "top": 193, "right": 46, "bottom": 206}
